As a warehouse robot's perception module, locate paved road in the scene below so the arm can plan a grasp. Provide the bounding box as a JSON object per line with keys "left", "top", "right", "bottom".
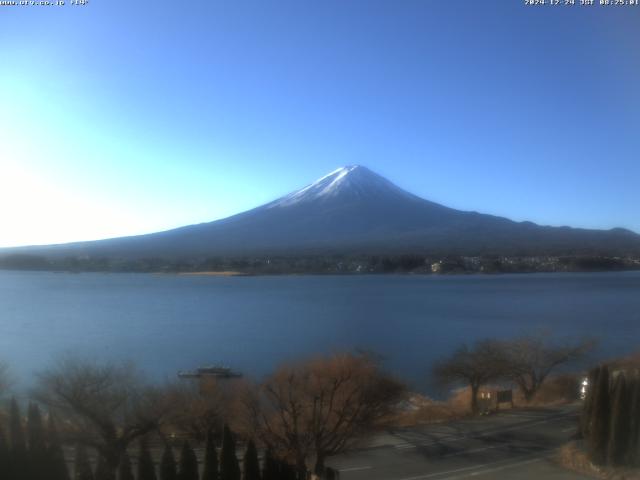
{"left": 326, "top": 405, "right": 590, "bottom": 480}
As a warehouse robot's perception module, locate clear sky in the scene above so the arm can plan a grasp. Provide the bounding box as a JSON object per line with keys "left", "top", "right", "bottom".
{"left": 1, "top": 1, "right": 639, "bottom": 247}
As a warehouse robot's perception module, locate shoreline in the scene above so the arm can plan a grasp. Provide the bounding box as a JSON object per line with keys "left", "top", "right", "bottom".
{"left": 174, "top": 271, "right": 249, "bottom": 277}
{"left": 1, "top": 268, "right": 640, "bottom": 277}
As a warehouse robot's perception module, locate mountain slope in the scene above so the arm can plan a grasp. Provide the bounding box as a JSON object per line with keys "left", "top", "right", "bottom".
{"left": 4, "top": 165, "right": 640, "bottom": 259}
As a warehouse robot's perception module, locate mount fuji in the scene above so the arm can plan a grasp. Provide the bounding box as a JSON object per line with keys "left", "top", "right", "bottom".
{"left": 4, "top": 165, "right": 640, "bottom": 260}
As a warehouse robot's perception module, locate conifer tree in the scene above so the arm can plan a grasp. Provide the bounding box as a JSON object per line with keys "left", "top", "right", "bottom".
{"left": 48, "top": 412, "right": 71, "bottom": 480}
{"left": 73, "top": 444, "right": 94, "bottom": 480}
{"left": 95, "top": 453, "right": 115, "bottom": 480}
{"left": 178, "top": 441, "right": 199, "bottom": 480}
{"left": 219, "top": 426, "right": 240, "bottom": 480}
{"left": 10, "top": 398, "right": 26, "bottom": 453}
{"left": 117, "top": 452, "right": 135, "bottom": 480}
{"left": 138, "top": 439, "right": 157, "bottom": 480}
{"left": 201, "top": 431, "right": 218, "bottom": 480}
{"left": 159, "top": 444, "right": 177, "bottom": 480}
{"left": 608, "top": 374, "right": 632, "bottom": 466}
{"left": 242, "top": 440, "right": 260, "bottom": 480}
{"left": 276, "top": 459, "right": 297, "bottom": 480}
{"left": 261, "top": 448, "right": 278, "bottom": 480}
{"left": 324, "top": 467, "right": 338, "bottom": 480}
{"left": 588, "top": 364, "right": 611, "bottom": 465}
{"left": 0, "top": 428, "right": 10, "bottom": 480}
{"left": 9, "top": 398, "right": 27, "bottom": 480}
{"left": 27, "top": 403, "right": 46, "bottom": 454}
{"left": 580, "top": 367, "right": 600, "bottom": 438}
{"left": 627, "top": 377, "right": 640, "bottom": 466}
{"left": 26, "top": 403, "right": 46, "bottom": 479}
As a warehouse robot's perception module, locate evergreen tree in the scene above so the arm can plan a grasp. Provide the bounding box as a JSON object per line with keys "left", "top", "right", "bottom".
{"left": 48, "top": 412, "right": 71, "bottom": 480}
{"left": 261, "top": 448, "right": 278, "bottom": 480}
{"left": 73, "top": 444, "right": 94, "bottom": 480}
{"left": 159, "top": 444, "right": 177, "bottom": 480}
{"left": 276, "top": 460, "right": 297, "bottom": 480}
{"left": 27, "top": 403, "right": 47, "bottom": 479}
{"left": 117, "top": 452, "right": 135, "bottom": 480}
{"left": 138, "top": 439, "right": 157, "bottom": 480}
{"left": 608, "top": 374, "right": 632, "bottom": 466}
{"left": 10, "top": 398, "right": 26, "bottom": 453}
{"left": 580, "top": 367, "right": 600, "bottom": 438}
{"left": 324, "top": 467, "right": 338, "bottom": 480}
{"left": 95, "top": 453, "right": 115, "bottom": 480}
{"left": 627, "top": 377, "right": 640, "bottom": 466}
{"left": 588, "top": 364, "right": 611, "bottom": 465}
{"left": 201, "top": 431, "right": 218, "bottom": 480}
{"left": 242, "top": 440, "right": 260, "bottom": 480}
{"left": 9, "top": 398, "right": 27, "bottom": 480}
{"left": 219, "top": 426, "right": 240, "bottom": 480}
{"left": 0, "top": 428, "right": 10, "bottom": 480}
{"left": 27, "top": 403, "right": 46, "bottom": 454}
{"left": 178, "top": 441, "right": 198, "bottom": 480}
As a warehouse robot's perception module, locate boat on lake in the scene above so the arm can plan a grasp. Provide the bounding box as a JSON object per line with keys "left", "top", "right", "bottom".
{"left": 178, "top": 365, "right": 242, "bottom": 379}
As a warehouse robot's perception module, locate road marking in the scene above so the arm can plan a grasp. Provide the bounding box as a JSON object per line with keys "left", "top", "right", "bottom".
{"left": 392, "top": 412, "right": 576, "bottom": 450}
{"left": 396, "top": 443, "right": 419, "bottom": 449}
{"left": 449, "top": 456, "right": 546, "bottom": 479}
{"left": 442, "top": 446, "right": 498, "bottom": 458}
{"left": 338, "top": 465, "right": 372, "bottom": 472}
{"left": 497, "top": 412, "right": 548, "bottom": 419}
{"left": 394, "top": 417, "right": 553, "bottom": 450}
{"left": 397, "top": 461, "right": 511, "bottom": 480}
{"left": 397, "top": 454, "right": 550, "bottom": 480}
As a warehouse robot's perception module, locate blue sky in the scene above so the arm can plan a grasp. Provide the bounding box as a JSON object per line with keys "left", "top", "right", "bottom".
{"left": 1, "top": 1, "right": 639, "bottom": 247}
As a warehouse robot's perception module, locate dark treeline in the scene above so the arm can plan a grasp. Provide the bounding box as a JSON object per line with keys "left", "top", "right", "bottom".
{"left": 1, "top": 401, "right": 69, "bottom": 480}
{"left": 0, "top": 352, "right": 398, "bottom": 480}
{"left": 0, "top": 334, "right": 599, "bottom": 479}
{"left": 0, "top": 404, "right": 288, "bottom": 480}
{"left": 1, "top": 253, "right": 639, "bottom": 275}
{"left": 0, "top": 333, "right": 626, "bottom": 479}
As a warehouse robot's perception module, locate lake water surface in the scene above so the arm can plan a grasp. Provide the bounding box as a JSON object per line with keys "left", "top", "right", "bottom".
{"left": 1, "top": 270, "right": 639, "bottom": 392}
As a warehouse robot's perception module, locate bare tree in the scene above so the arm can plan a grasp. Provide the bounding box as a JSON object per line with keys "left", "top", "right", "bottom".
{"left": 243, "top": 352, "right": 405, "bottom": 476}
{"left": 161, "top": 378, "right": 230, "bottom": 442}
{"left": 433, "top": 340, "right": 507, "bottom": 414}
{"left": 501, "top": 334, "right": 594, "bottom": 402}
{"left": 0, "top": 362, "right": 11, "bottom": 396}
{"left": 33, "top": 357, "right": 171, "bottom": 478}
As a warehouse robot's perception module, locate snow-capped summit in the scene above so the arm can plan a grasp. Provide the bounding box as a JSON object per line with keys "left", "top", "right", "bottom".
{"left": 269, "top": 165, "right": 415, "bottom": 208}
{"left": 6, "top": 165, "right": 640, "bottom": 259}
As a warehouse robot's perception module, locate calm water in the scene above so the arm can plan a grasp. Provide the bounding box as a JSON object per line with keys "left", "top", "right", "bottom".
{"left": 1, "top": 270, "right": 639, "bottom": 392}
